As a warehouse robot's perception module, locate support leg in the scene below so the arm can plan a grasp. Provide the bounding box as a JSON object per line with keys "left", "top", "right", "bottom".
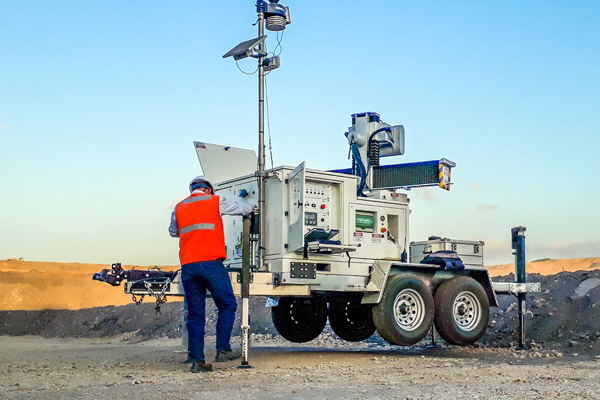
{"left": 238, "top": 216, "right": 253, "bottom": 368}
{"left": 426, "top": 325, "right": 441, "bottom": 349}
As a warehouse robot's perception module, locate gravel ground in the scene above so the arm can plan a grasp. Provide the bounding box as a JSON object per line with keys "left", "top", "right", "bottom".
{"left": 2, "top": 269, "right": 600, "bottom": 399}
{"left": 1, "top": 335, "right": 600, "bottom": 400}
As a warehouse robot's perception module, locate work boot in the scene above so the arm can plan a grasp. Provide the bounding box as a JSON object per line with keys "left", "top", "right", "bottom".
{"left": 215, "top": 349, "right": 242, "bottom": 362}
{"left": 181, "top": 353, "right": 193, "bottom": 364}
{"left": 190, "top": 360, "right": 213, "bottom": 373}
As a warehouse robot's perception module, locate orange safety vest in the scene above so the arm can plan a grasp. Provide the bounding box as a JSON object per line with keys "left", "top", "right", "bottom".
{"left": 175, "top": 192, "right": 226, "bottom": 264}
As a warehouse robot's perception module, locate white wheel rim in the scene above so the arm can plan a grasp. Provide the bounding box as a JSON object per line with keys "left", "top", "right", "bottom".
{"left": 453, "top": 291, "right": 481, "bottom": 331}
{"left": 393, "top": 289, "right": 426, "bottom": 331}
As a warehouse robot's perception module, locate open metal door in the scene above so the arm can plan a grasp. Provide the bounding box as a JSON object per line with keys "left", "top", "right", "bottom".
{"left": 287, "top": 162, "right": 306, "bottom": 252}
{"left": 194, "top": 141, "right": 257, "bottom": 184}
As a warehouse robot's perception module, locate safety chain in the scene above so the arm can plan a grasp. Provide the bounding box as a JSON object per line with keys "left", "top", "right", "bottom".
{"left": 131, "top": 294, "right": 145, "bottom": 305}
{"left": 144, "top": 279, "right": 171, "bottom": 319}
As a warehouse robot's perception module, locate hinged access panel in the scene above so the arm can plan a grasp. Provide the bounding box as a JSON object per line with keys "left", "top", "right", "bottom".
{"left": 194, "top": 141, "right": 257, "bottom": 184}
{"left": 287, "top": 162, "right": 306, "bottom": 252}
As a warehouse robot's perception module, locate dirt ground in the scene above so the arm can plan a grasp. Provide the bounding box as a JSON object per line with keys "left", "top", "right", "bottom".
{"left": 2, "top": 259, "right": 600, "bottom": 399}
{"left": 1, "top": 335, "right": 599, "bottom": 400}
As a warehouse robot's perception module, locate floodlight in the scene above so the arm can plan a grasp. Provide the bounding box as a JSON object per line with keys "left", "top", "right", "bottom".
{"left": 222, "top": 35, "right": 267, "bottom": 61}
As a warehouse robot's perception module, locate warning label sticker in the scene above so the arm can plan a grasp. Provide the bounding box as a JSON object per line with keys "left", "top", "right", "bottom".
{"left": 372, "top": 234, "right": 383, "bottom": 243}
{"left": 353, "top": 232, "right": 363, "bottom": 242}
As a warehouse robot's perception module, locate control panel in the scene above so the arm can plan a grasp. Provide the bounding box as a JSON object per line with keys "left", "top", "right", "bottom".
{"left": 303, "top": 181, "right": 331, "bottom": 233}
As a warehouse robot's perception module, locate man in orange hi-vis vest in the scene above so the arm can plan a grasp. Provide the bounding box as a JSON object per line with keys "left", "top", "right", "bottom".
{"left": 169, "top": 175, "right": 254, "bottom": 373}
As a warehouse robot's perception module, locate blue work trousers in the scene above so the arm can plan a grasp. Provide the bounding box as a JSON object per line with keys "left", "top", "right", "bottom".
{"left": 181, "top": 260, "right": 237, "bottom": 361}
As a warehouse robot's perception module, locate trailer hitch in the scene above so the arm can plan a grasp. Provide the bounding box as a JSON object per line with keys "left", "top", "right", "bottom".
{"left": 93, "top": 263, "right": 178, "bottom": 287}
{"left": 93, "top": 263, "right": 179, "bottom": 317}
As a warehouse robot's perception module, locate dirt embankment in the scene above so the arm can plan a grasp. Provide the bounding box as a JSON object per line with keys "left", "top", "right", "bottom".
{"left": 487, "top": 257, "right": 600, "bottom": 276}
{"left": 2, "top": 257, "right": 600, "bottom": 311}
{"left": 0, "top": 260, "right": 178, "bottom": 310}
{"left": 0, "top": 297, "right": 275, "bottom": 340}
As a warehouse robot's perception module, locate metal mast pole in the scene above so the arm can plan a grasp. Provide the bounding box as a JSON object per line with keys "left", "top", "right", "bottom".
{"left": 257, "top": 2, "right": 266, "bottom": 269}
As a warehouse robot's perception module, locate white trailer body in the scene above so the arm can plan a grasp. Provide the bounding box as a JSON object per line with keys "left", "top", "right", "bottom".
{"left": 215, "top": 164, "right": 410, "bottom": 294}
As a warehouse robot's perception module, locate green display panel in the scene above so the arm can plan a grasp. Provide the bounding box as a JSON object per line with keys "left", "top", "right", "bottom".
{"left": 356, "top": 213, "right": 375, "bottom": 231}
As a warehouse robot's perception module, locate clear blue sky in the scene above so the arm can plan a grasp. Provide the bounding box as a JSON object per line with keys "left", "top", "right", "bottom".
{"left": 1, "top": 1, "right": 598, "bottom": 266}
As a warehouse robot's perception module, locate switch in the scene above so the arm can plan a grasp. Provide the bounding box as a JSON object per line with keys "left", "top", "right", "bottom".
{"left": 320, "top": 204, "right": 326, "bottom": 209}
{"left": 380, "top": 227, "right": 387, "bottom": 233}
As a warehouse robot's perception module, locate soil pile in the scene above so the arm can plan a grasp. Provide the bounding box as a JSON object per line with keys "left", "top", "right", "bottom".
{"left": 0, "top": 297, "right": 276, "bottom": 340}
{"left": 480, "top": 269, "right": 600, "bottom": 351}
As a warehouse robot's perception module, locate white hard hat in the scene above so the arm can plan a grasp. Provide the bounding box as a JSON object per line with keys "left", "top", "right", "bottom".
{"left": 189, "top": 175, "right": 214, "bottom": 193}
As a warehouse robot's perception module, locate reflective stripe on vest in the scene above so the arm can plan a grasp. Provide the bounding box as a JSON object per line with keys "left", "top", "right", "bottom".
{"left": 181, "top": 196, "right": 211, "bottom": 204}
{"left": 179, "top": 223, "right": 215, "bottom": 235}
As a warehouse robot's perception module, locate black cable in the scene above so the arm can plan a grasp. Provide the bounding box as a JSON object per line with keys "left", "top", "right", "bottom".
{"left": 273, "top": 30, "right": 284, "bottom": 56}
{"left": 351, "top": 143, "right": 367, "bottom": 196}
{"left": 265, "top": 75, "right": 276, "bottom": 172}
{"left": 235, "top": 59, "right": 258, "bottom": 75}
{"left": 367, "top": 127, "right": 392, "bottom": 168}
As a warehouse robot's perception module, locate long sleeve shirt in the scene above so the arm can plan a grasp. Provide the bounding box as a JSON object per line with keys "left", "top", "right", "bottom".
{"left": 169, "top": 190, "right": 255, "bottom": 238}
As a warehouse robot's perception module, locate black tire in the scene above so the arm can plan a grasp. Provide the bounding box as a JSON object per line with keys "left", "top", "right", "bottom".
{"left": 328, "top": 301, "right": 376, "bottom": 342}
{"left": 372, "top": 275, "right": 434, "bottom": 346}
{"left": 271, "top": 297, "right": 328, "bottom": 343}
{"left": 434, "top": 276, "right": 490, "bottom": 346}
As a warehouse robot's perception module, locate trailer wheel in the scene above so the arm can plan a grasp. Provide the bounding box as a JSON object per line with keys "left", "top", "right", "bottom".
{"left": 372, "top": 275, "right": 434, "bottom": 346}
{"left": 434, "top": 276, "right": 490, "bottom": 346}
{"left": 328, "top": 301, "right": 376, "bottom": 342}
{"left": 271, "top": 297, "right": 328, "bottom": 343}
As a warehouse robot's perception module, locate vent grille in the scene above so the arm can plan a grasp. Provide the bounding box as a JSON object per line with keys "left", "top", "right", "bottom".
{"left": 372, "top": 161, "right": 440, "bottom": 189}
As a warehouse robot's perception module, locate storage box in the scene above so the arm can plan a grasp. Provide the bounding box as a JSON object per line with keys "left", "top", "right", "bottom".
{"left": 410, "top": 237, "right": 485, "bottom": 268}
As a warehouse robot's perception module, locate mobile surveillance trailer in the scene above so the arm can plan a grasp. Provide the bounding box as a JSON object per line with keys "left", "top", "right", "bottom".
{"left": 190, "top": 110, "right": 496, "bottom": 349}
{"left": 94, "top": 0, "right": 540, "bottom": 364}
{"left": 95, "top": 113, "right": 538, "bottom": 350}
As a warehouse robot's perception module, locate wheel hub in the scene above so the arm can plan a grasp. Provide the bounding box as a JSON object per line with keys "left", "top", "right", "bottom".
{"left": 393, "top": 289, "right": 425, "bottom": 331}
{"left": 453, "top": 291, "right": 482, "bottom": 331}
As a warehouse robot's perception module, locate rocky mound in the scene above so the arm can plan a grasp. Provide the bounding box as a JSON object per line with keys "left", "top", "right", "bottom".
{"left": 0, "top": 297, "right": 276, "bottom": 340}
{"left": 480, "top": 269, "right": 600, "bottom": 351}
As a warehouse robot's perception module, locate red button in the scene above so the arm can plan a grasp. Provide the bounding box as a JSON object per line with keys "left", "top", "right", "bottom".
{"left": 320, "top": 204, "right": 326, "bottom": 209}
